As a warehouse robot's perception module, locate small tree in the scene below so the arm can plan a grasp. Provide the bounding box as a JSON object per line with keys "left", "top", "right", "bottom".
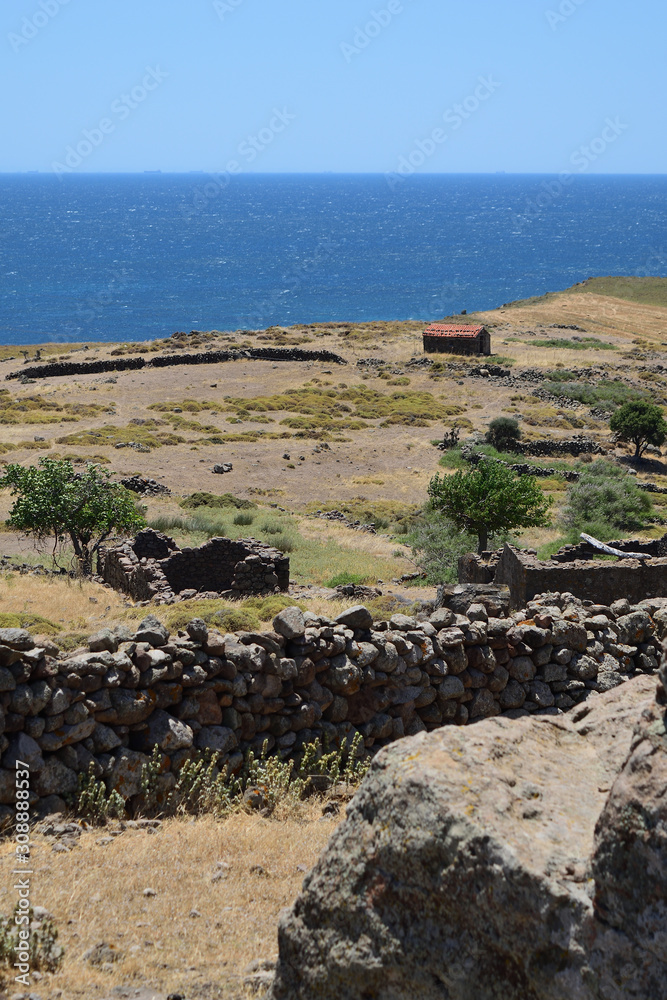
{"left": 485, "top": 416, "right": 522, "bottom": 453}
{"left": 428, "top": 460, "right": 552, "bottom": 553}
{"left": 0, "top": 458, "right": 145, "bottom": 575}
{"left": 609, "top": 399, "right": 667, "bottom": 458}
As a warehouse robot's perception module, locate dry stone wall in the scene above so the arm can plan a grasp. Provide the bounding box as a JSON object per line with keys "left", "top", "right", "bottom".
{"left": 7, "top": 346, "right": 346, "bottom": 382}
{"left": 98, "top": 529, "right": 290, "bottom": 603}
{"left": 0, "top": 591, "right": 664, "bottom": 821}
{"left": 461, "top": 539, "right": 667, "bottom": 608}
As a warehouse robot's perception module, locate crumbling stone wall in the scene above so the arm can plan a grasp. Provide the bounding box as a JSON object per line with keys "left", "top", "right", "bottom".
{"left": 98, "top": 529, "right": 289, "bottom": 603}
{"left": 0, "top": 591, "right": 663, "bottom": 820}
{"left": 461, "top": 540, "right": 667, "bottom": 608}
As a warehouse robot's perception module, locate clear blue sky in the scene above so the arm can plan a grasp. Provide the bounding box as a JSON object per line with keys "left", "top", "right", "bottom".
{"left": 1, "top": 0, "right": 664, "bottom": 173}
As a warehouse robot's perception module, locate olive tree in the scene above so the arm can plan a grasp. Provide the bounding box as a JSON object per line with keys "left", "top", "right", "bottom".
{"left": 609, "top": 399, "right": 667, "bottom": 458}
{"left": 427, "top": 459, "right": 552, "bottom": 554}
{"left": 0, "top": 458, "right": 145, "bottom": 575}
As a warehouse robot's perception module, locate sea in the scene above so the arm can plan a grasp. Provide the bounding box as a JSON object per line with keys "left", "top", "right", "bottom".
{"left": 1, "top": 173, "right": 666, "bottom": 345}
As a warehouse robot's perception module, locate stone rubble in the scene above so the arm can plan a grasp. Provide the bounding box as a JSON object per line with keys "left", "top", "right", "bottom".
{"left": 120, "top": 476, "right": 171, "bottom": 497}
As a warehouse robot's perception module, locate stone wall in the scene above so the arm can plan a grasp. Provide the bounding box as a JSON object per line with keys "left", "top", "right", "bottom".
{"left": 98, "top": 529, "right": 289, "bottom": 603}
{"left": 478, "top": 542, "right": 667, "bottom": 607}
{"left": 0, "top": 591, "right": 663, "bottom": 820}
{"left": 7, "top": 346, "right": 346, "bottom": 382}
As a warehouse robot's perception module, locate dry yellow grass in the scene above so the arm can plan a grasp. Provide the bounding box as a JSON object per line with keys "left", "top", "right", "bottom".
{"left": 0, "top": 810, "right": 338, "bottom": 999}
{"left": 0, "top": 573, "right": 129, "bottom": 634}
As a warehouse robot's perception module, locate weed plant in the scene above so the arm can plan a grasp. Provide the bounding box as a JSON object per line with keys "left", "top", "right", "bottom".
{"left": 73, "top": 735, "right": 371, "bottom": 823}
{"left": 0, "top": 906, "right": 63, "bottom": 977}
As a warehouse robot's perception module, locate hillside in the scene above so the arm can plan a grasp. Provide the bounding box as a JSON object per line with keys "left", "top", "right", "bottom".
{"left": 0, "top": 276, "right": 666, "bottom": 614}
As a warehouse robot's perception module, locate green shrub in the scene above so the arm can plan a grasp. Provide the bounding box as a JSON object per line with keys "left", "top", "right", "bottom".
{"left": 561, "top": 460, "right": 653, "bottom": 534}
{"left": 532, "top": 337, "right": 617, "bottom": 350}
{"left": 233, "top": 511, "right": 255, "bottom": 526}
{"left": 214, "top": 607, "right": 262, "bottom": 632}
{"left": 180, "top": 492, "right": 256, "bottom": 511}
{"left": 485, "top": 417, "right": 522, "bottom": 452}
{"left": 0, "top": 611, "right": 59, "bottom": 635}
{"left": 272, "top": 532, "right": 295, "bottom": 553}
{"left": 405, "top": 512, "right": 481, "bottom": 584}
{"left": 148, "top": 513, "right": 228, "bottom": 539}
{"left": 542, "top": 379, "right": 643, "bottom": 413}
{"left": 242, "top": 594, "right": 304, "bottom": 620}
{"left": 260, "top": 520, "right": 284, "bottom": 534}
{"left": 107, "top": 736, "right": 371, "bottom": 820}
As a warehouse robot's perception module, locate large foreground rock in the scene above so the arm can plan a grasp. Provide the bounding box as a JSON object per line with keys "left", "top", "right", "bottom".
{"left": 269, "top": 674, "right": 665, "bottom": 1000}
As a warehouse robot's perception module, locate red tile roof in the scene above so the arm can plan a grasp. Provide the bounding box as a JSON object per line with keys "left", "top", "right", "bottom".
{"left": 423, "top": 324, "right": 485, "bottom": 339}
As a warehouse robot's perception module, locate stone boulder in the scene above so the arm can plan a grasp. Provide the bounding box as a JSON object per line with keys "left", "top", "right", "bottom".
{"left": 269, "top": 673, "right": 665, "bottom": 1000}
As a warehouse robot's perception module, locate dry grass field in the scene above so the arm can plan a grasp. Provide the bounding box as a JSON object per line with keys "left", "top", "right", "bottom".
{"left": 0, "top": 809, "right": 339, "bottom": 999}
{"left": 2, "top": 276, "right": 667, "bottom": 998}
{"left": 1, "top": 277, "right": 666, "bottom": 521}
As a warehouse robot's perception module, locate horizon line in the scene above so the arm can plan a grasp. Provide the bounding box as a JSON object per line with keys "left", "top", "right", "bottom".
{"left": 1, "top": 170, "right": 666, "bottom": 178}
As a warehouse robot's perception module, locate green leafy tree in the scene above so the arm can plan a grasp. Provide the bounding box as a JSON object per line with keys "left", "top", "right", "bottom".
{"left": 485, "top": 416, "right": 522, "bottom": 453}
{"left": 0, "top": 458, "right": 145, "bottom": 575}
{"left": 609, "top": 399, "right": 667, "bottom": 458}
{"left": 427, "top": 460, "right": 552, "bottom": 554}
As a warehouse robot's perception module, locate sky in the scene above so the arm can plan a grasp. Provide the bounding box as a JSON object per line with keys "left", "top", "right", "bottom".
{"left": 0, "top": 0, "right": 664, "bottom": 174}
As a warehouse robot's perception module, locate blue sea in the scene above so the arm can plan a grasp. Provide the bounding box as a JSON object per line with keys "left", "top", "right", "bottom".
{"left": 1, "top": 173, "right": 666, "bottom": 345}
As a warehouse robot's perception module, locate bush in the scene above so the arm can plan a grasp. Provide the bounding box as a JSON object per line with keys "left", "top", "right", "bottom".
{"left": 405, "top": 511, "right": 487, "bottom": 584}
{"left": 214, "top": 607, "right": 262, "bottom": 632}
{"left": 0, "top": 612, "right": 59, "bottom": 634}
{"left": 259, "top": 520, "right": 283, "bottom": 534}
{"left": 233, "top": 511, "right": 255, "bottom": 526}
{"left": 75, "top": 762, "right": 125, "bottom": 822}
{"left": 561, "top": 460, "right": 653, "bottom": 534}
{"left": 180, "top": 492, "right": 256, "bottom": 511}
{"left": 272, "top": 532, "right": 295, "bottom": 553}
{"left": 485, "top": 417, "right": 522, "bottom": 452}
{"left": 542, "top": 379, "right": 643, "bottom": 414}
